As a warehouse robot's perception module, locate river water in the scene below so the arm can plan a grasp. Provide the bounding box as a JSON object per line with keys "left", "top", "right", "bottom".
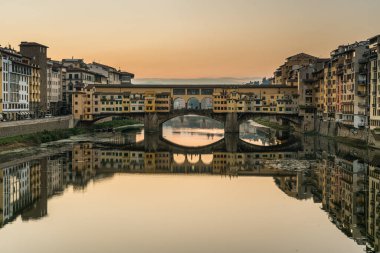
{"left": 0, "top": 116, "right": 377, "bottom": 253}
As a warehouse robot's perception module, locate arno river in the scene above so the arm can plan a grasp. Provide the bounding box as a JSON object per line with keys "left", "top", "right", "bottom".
{"left": 0, "top": 115, "right": 378, "bottom": 253}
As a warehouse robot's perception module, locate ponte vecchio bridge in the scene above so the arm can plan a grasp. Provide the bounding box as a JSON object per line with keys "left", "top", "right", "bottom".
{"left": 73, "top": 84, "right": 302, "bottom": 133}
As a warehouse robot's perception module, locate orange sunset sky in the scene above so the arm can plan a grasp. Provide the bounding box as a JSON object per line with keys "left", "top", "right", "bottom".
{"left": 1, "top": 0, "right": 379, "bottom": 83}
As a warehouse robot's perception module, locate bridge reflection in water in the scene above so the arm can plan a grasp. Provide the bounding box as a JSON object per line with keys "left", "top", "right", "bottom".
{"left": 2, "top": 132, "right": 380, "bottom": 252}
{"left": 161, "top": 115, "right": 289, "bottom": 147}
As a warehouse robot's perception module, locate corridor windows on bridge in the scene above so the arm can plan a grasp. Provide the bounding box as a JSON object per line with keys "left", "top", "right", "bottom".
{"left": 187, "top": 89, "right": 200, "bottom": 95}
{"left": 201, "top": 89, "right": 213, "bottom": 95}
{"left": 173, "top": 89, "right": 185, "bottom": 95}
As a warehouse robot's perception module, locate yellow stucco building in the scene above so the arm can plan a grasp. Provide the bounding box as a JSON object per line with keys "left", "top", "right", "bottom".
{"left": 72, "top": 84, "right": 298, "bottom": 121}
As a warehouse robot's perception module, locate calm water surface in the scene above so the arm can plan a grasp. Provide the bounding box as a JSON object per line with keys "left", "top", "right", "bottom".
{"left": 0, "top": 116, "right": 375, "bottom": 253}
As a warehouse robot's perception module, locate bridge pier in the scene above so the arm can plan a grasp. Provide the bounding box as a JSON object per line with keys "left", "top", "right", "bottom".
{"left": 144, "top": 132, "right": 160, "bottom": 152}
{"left": 224, "top": 112, "right": 239, "bottom": 133}
{"left": 144, "top": 113, "right": 160, "bottom": 133}
{"left": 224, "top": 133, "right": 239, "bottom": 152}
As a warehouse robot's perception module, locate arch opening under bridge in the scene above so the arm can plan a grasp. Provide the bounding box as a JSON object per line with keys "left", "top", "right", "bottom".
{"left": 187, "top": 97, "right": 201, "bottom": 110}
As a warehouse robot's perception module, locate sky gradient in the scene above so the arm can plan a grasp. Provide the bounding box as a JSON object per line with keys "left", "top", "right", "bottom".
{"left": 1, "top": 0, "right": 379, "bottom": 82}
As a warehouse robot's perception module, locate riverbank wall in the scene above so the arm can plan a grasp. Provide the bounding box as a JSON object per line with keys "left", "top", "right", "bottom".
{"left": 314, "top": 118, "right": 380, "bottom": 148}
{"left": 0, "top": 116, "right": 75, "bottom": 138}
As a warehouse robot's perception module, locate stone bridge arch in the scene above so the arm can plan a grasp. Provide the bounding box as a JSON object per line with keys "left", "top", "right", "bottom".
{"left": 173, "top": 154, "right": 186, "bottom": 164}
{"left": 187, "top": 154, "right": 200, "bottom": 164}
{"left": 187, "top": 97, "right": 201, "bottom": 109}
{"left": 173, "top": 97, "right": 186, "bottom": 110}
{"left": 156, "top": 109, "right": 226, "bottom": 129}
{"left": 236, "top": 113, "right": 302, "bottom": 128}
{"left": 201, "top": 97, "right": 213, "bottom": 110}
{"left": 200, "top": 154, "right": 213, "bottom": 165}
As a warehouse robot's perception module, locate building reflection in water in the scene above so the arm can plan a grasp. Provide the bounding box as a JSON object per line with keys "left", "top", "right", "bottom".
{"left": 2, "top": 132, "right": 380, "bottom": 252}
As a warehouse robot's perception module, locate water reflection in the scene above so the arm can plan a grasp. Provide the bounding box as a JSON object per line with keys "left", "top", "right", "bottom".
{"left": 162, "top": 115, "right": 224, "bottom": 147}
{"left": 162, "top": 115, "right": 286, "bottom": 147}
{"left": 1, "top": 128, "right": 380, "bottom": 252}
{"left": 240, "top": 120, "right": 288, "bottom": 146}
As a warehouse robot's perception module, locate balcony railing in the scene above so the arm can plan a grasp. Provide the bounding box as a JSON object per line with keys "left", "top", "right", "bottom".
{"left": 359, "top": 68, "right": 367, "bottom": 74}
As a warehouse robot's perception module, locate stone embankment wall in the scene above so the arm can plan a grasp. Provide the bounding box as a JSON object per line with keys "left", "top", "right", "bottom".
{"left": 315, "top": 119, "right": 370, "bottom": 141}
{"left": 0, "top": 116, "right": 75, "bottom": 138}
{"left": 314, "top": 118, "right": 380, "bottom": 148}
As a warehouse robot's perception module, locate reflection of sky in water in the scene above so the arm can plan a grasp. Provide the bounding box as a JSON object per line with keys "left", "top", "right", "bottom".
{"left": 162, "top": 116, "right": 224, "bottom": 147}
{"left": 0, "top": 123, "right": 371, "bottom": 253}
{"left": 160, "top": 116, "right": 280, "bottom": 147}
{"left": 173, "top": 154, "right": 214, "bottom": 165}
{"left": 0, "top": 174, "right": 365, "bottom": 253}
{"left": 163, "top": 127, "right": 224, "bottom": 147}
{"left": 135, "top": 129, "right": 145, "bottom": 143}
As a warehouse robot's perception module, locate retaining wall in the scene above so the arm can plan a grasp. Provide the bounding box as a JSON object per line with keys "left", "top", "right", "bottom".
{"left": 0, "top": 116, "right": 75, "bottom": 138}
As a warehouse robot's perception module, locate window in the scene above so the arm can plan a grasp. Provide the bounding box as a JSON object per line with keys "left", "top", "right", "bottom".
{"left": 201, "top": 89, "right": 213, "bottom": 95}
{"left": 173, "top": 89, "right": 186, "bottom": 95}
{"left": 187, "top": 89, "right": 200, "bottom": 95}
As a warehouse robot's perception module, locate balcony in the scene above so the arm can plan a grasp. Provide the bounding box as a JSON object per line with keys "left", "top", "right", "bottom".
{"left": 358, "top": 102, "right": 368, "bottom": 108}
{"left": 357, "top": 91, "right": 367, "bottom": 97}
{"left": 342, "top": 120, "right": 354, "bottom": 126}
{"left": 359, "top": 67, "right": 367, "bottom": 74}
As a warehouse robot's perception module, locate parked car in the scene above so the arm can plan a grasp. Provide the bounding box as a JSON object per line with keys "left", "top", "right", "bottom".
{"left": 45, "top": 114, "right": 53, "bottom": 118}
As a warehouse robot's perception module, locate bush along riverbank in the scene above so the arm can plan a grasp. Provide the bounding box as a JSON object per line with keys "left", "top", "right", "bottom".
{"left": 0, "top": 128, "right": 86, "bottom": 152}
{"left": 92, "top": 119, "right": 140, "bottom": 130}
{"left": 254, "top": 118, "right": 293, "bottom": 131}
{"left": 0, "top": 119, "right": 141, "bottom": 152}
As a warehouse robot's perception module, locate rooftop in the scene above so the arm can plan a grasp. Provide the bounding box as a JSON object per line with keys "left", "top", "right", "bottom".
{"left": 19, "top": 41, "right": 48, "bottom": 48}
{"left": 286, "top": 53, "right": 318, "bottom": 61}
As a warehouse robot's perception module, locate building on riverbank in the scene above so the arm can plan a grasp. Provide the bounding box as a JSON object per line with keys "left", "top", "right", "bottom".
{"left": 271, "top": 35, "right": 380, "bottom": 130}
{"left": 0, "top": 47, "right": 32, "bottom": 120}
{"left": 20, "top": 42, "right": 48, "bottom": 116}
{"left": 47, "top": 59, "right": 66, "bottom": 116}
{"left": 0, "top": 52, "right": 2, "bottom": 119}
{"left": 369, "top": 35, "right": 380, "bottom": 129}
{"left": 29, "top": 64, "right": 41, "bottom": 118}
